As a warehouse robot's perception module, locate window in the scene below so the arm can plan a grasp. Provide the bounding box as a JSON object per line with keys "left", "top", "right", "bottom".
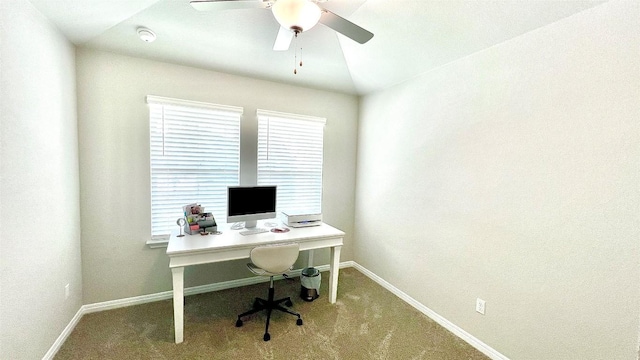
{"left": 147, "top": 96, "right": 242, "bottom": 239}
{"left": 257, "top": 109, "right": 325, "bottom": 215}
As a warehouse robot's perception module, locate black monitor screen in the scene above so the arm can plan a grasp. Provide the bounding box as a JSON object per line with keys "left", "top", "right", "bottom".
{"left": 227, "top": 186, "right": 277, "bottom": 216}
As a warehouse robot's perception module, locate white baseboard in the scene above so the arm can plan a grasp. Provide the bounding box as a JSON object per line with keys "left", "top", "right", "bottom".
{"left": 79, "top": 261, "right": 350, "bottom": 315}
{"left": 350, "top": 262, "right": 509, "bottom": 360}
{"left": 83, "top": 275, "right": 268, "bottom": 314}
{"left": 42, "top": 308, "right": 83, "bottom": 360}
{"left": 44, "top": 260, "right": 506, "bottom": 360}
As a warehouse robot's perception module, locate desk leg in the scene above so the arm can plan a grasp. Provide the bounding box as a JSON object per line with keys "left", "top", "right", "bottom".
{"left": 307, "top": 249, "right": 315, "bottom": 267}
{"left": 328, "top": 245, "right": 342, "bottom": 304}
{"left": 171, "top": 267, "right": 185, "bottom": 344}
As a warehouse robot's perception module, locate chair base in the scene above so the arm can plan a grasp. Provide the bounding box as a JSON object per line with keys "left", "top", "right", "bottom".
{"left": 236, "top": 284, "right": 303, "bottom": 341}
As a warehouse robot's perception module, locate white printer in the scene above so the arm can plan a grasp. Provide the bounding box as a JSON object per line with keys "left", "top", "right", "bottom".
{"left": 279, "top": 211, "right": 322, "bottom": 228}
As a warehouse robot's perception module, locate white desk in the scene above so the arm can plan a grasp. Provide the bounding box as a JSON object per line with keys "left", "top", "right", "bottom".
{"left": 166, "top": 222, "right": 344, "bottom": 344}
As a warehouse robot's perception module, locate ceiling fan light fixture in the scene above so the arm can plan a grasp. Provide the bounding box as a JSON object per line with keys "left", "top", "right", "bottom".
{"left": 137, "top": 27, "right": 156, "bottom": 43}
{"left": 272, "top": 0, "right": 321, "bottom": 33}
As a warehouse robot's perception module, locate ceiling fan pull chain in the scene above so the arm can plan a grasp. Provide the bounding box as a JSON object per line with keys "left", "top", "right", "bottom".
{"left": 293, "top": 31, "right": 298, "bottom": 74}
{"left": 297, "top": 31, "right": 303, "bottom": 68}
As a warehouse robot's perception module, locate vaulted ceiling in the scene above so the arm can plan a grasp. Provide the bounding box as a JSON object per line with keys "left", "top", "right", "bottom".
{"left": 29, "top": 0, "right": 605, "bottom": 95}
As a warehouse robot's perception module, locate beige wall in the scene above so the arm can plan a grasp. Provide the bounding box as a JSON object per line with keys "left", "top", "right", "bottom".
{"left": 355, "top": 1, "right": 640, "bottom": 359}
{"left": 76, "top": 48, "right": 359, "bottom": 304}
{"left": 0, "top": 0, "right": 82, "bottom": 359}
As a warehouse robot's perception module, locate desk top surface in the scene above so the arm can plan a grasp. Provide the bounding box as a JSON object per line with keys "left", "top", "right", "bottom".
{"left": 166, "top": 221, "right": 344, "bottom": 256}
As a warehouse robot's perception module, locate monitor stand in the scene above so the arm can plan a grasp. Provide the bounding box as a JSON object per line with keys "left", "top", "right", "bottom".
{"left": 244, "top": 220, "right": 257, "bottom": 229}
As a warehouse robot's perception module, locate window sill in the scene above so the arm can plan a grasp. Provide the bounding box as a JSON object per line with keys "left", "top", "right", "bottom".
{"left": 146, "top": 235, "right": 169, "bottom": 249}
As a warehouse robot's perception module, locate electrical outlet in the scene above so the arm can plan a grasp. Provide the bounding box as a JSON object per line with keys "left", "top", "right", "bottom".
{"left": 476, "top": 298, "right": 486, "bottom": 315}
{"left": 65, "top": 284, "right": 70, "bottom": 300}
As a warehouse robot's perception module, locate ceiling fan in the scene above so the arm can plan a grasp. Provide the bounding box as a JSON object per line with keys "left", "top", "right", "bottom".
{"left": 190, "top": 0, "right": 374, "bottom": 51}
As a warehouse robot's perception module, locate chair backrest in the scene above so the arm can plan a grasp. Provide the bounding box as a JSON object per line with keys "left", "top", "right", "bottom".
{"left": 250, "top": 243, "right": 300, "bottom": 274}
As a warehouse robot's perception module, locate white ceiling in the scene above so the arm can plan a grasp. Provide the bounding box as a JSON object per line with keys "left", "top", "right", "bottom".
{"left": 29, "top": 0, "right": 605, "bottom": 95}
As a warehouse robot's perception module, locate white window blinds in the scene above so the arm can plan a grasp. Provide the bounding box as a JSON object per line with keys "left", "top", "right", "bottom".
{"left": 147, "top": 95, "right": 242, "bottom": 238}
{"left": 257, "top": 109, "right": 325, "bottom": 216}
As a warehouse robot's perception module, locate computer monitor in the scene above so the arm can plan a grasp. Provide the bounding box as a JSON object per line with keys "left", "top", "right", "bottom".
{"left": 227, "top": 186, "right": 277, "bottom": 228}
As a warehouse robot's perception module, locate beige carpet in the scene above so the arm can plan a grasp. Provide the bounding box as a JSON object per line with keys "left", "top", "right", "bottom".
{"left": 55, "top": 268, "right": 489, "bottom": 359}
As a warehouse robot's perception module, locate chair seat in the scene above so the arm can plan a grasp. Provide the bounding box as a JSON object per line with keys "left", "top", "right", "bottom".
{"left": 247, "top": 262, "right": 292, "bottom": 276}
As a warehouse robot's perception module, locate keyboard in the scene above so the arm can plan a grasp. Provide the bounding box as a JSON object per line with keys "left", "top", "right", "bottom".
{"left": 240, "top": 228, "right": 269, "bottom": 236}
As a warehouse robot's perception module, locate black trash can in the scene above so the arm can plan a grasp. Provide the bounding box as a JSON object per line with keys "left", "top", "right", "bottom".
{"left": 300, "top": 267, "right": 321, "bottom": 302}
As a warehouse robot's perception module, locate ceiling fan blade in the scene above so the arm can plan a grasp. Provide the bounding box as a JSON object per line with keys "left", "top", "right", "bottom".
{"left": 190, "top": 0, "right": 269, "bottom": 11}
{"left": 318, "top": 9, "right": 373, "bottom": 44}
{"left": 273, "top": 26, "right": 294, "bottom": 51}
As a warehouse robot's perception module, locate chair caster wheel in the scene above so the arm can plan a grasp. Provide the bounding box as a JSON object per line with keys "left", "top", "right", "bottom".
{"left": 285, "top": 299, "right": 293, "bottom": 307}
{"left": 296, "top": 318, "right": 303, "bottom": 326}
{"left": 235, "top": 319, "right": 243, "bottom": 327}
{"left": 263, "top": 333, "right": 270, "bottom": 341}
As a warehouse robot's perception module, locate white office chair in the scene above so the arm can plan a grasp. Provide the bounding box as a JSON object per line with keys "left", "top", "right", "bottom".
{"left": 235, "top": 243, "right": 303, "bottom": 341}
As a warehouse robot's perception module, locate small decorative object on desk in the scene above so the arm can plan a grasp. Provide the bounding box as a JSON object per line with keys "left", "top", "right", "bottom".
{"left": 271, "top": 227, "right": 290, "bottom": 233}
{"left": 176, "top": 218, "right": 186, "bottom": 237}
{"left": 181, "top": 203, "right": 217, "bottom": 235}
